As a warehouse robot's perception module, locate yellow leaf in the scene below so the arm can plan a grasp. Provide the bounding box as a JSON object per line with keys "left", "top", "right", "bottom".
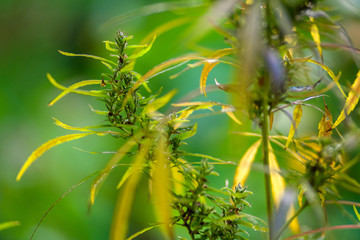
{"left": 110, "top": 139, "right": 151, "bottom": 240}
{"left": 152, "top": 135, "right": 174, "bottom": 239}
{"left": 333, "top": 70, "right": 360, "bottom": 128}
{"left": 232, "top": 139, "right": 262, "bottom": 189}
{"left": 309, "top": 17, "right": 322, "bottom": 61}
{"left": 200, "top": 48, "right": 235, "bottom": 97}
{"left": 48, "top": 79, "right": 104, "bottom": 106}
{"left": 52, "top": 118, "right": 95, "bottom": 133}
{"left": 269, "top": 112, "right": 274, "bottom": 131}
{"left": 90, "top": 132, "right": 142, "bottom": 204}
{"left": 285, "top": 105, "right": 303, "bottom": 149}
{"left": 221, "top": 106, "right": 242, "bottom": 125}
{"left": 318, "top": 101, "right": 333, "bottom": 137}
{"left": 116, "top": 167, "right": 134, "bottom": 189}
{"left": 58, "top": 50, "right": 116, "bottom": 65}
{"left": 269, "top": 144, "right": 300, "bottom": 233}
{"left": 17, "top": 133, "right": 94, "bottom": 181}
{"left": 142, "top": 89, "right": 177, "bottom": 115}
{"left": 47, "top": 74, "right": 106, "bottom": 100}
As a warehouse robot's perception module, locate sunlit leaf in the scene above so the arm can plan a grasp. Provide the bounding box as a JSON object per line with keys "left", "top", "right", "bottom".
{"left": 232, "top": 139, "right": 262, "bottom": 189}
{"left": 292, "top": 58, "right": 346, "bottom": 98}
{"left": 318, "top": 101, "right": 333, "bottom": 137}
{"left": 128, "top": 35, "right": 156, "bottom": 60}
{"left": 110, "top": 138, "right": 151, "bottom": 240}
{"left": 333, "top": 70, "right": 360, "bottom": 128}
{"left": 126, "top": 224, "right": 160, "bottom": 240}
{"left": 58, "top": 50, "right": 116, "bottom": 65}
{"left": 17, "top": 133, "right": 94, "bottom": 181}
{"left": 142, "top": 89, "right": 177, "bottom": 115}
{"left": 0, "top": 221, "right": 20, "bottom": 231}
{"left": 309, "top": 17, "right": 323, "bottom": 61}
{"left": 48, "top": 79, "right": 104, "bottom": 106}
{"left": 200, "top": 48, "right": 235, "bottom": 97}
{"left": 90, "top": 132, "right": 142, "bottom": 204}
{"left": 47, "top": 74, "right": 107, "bottom": 100}
{"left": 221, "top": 105, "right": 242, "bottom": 125}
{"left": 285, "top": 105, "right": 303, "bottom": 149}
{"left": 153, "top": 134, "right": 174, "bottom": 239}
{"left": 52, "top": 117, "right": 94, "bottom": 132}
{"left": 269, "top": 144, "right": 300, "bottom": 233}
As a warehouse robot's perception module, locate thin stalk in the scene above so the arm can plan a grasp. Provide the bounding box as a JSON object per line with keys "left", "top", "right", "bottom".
{"left": 274, "top": 202, "right": 308, "bottom": 240}
{"left": 261, "top": 75, "right": 273, "bottom": 239}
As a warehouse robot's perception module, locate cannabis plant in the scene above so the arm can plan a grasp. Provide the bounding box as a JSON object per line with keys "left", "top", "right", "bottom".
{"left": 17, "top": 0, "right": 360, "bottom": 239}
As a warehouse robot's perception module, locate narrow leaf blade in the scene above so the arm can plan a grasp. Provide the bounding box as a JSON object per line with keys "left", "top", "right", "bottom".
{"left": 333, "top": 70, "right": 360, "bottom": 128}
{"left": 233, "top": 139, "right": 262, "bottom": 189}
{"left": 285, "top": 105, "right": 303, "bottom": 149}
{"left": 58, "top": 50, "right": 116, "bottom": 65}
{"left": 17, "top": 133, "right": 93, "bottom": 181}
{"left": 110, "top": 139, "right": 151, "bottom": 240}
{"left": 200, "top": 48, "right": 235, "bottom": 97}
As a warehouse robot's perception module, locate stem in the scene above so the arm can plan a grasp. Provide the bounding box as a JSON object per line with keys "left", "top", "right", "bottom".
{"left": 261, "top": 75, "right": 273, "bottom": 239}
{"left": 274, "top": 202, "right": 308, "bottom": 240}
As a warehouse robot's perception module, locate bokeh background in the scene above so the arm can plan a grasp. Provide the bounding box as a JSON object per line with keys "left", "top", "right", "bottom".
{"left": 1, "top": 0, "right": 360, "bottom": 239}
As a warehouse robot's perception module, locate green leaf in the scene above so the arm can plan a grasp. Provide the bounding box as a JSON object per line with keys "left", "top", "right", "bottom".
{"left": 110, "top": 138, "right": 151, "bottom": 240}
{"left": 175, "top": 123, "right": 197, "bottom": 140}
{"left": 17, "top": 133, "right": 94, "bottom": 181}
{"left": 142, "top": 89, "right": 177, "bottom": 115}
{"left": 58, "top": 50, "right": 116, "bottom": 65}
{"left": 0, "top": 221, "right": 20, "bottom": 231}
{"left": 103, "top": 40, "right": 118, "bottom": 52}
{"left": 127, "top": 35, "right": 156, "bottom": 60}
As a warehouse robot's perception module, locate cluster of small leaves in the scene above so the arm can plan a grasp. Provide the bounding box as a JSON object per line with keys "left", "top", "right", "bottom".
{"left": 173, "top": 160, "right": 266, "bottom": 240}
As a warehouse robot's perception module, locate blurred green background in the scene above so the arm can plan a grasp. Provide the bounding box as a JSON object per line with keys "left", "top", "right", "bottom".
{"left": 1, "top": 0, "right": 360, "bottom": 239}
